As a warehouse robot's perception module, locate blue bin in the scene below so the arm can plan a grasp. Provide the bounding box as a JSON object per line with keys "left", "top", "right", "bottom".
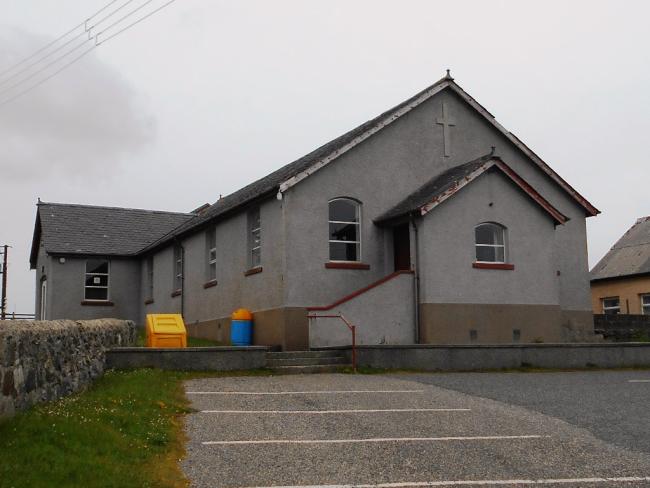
{"left": 231, "top": 319, "right": 253, "bottom": 346}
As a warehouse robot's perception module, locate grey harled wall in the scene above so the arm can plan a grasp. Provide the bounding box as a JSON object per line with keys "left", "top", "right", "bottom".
{"left": 143, "top": 198, "right": 285, "bottom": 330}
{"left": 418, "top": 170, "right": 558, "bottom": 305}
{"left": 0, "top": 319, "right": 136, "bottom": 417}
{"left": 309, "top": 272, "right": 415, "bottom": 347}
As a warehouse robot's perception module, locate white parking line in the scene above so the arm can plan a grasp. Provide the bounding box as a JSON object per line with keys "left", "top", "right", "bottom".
{"left": 187, "top": 390, "right": 426, "bottom": 395}
{"left": 241, "top": 477, "right": 650, "bottom": 487}
{"left": 202, "top": 435, "right": 549, "bottom": 446}
{"left": 628, "top": 380, "right": 650, "bottom": 383}
{"left": 200, "top": 408, "right": 470, "bottom": 414}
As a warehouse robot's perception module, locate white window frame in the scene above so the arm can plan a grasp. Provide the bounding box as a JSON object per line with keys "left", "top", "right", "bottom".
{"left": 40, "top": 278, "right": 47, "bottom": 320}
{"left": 475, "top": 222, "right": 507, "bottom": 264}
{"left": 328, "top": 198, "right": 362, "bottom": 263}
{"left": 207, "top": 228, "right": 217, "bottom": 280}
{"left": 84, "top": 259, "right": 109, "bottom": 301}
{"left": 602, "top": 297, "right": 620, "bottom": 315}
{"left": 249, "top": 207, "right": 261, "bottom": 268}
{"left": 641, "top": 294, "right": 650, "bottom": 315}
{"left": 173, "top": 245, "right": 183, "bottom": 291}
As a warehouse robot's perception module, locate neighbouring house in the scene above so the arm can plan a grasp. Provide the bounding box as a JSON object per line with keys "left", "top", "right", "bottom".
{"left": 30, "top": 73, "right": 600, "bottom": 350}
{"left": 590, "top": 216, "right": 650, "bottom": 315}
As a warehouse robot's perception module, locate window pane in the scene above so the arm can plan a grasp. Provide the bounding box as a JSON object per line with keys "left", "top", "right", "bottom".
{"left": 495, "top": 247, "right": 505, "bottom": 262}
{"left": 643, "top": 295, "right": 650, "bottom": 305}
{"left": 476, "top": 246, "right": 496, "bottom": 262}
{"left": 251, "top": 248, "right": 261, "bottom": 267}
{"left": 209, "top": 249, "right": 217, "bottom": 261}
{"left": 85, "top": 287, "right": 108, "bottom": 300}
{"left": 603, "top": 298, "right": 619, "bottom": 308}
{"left": 85, "top": 275, "right": 108, "bottom": 287}
{"left": 329, "top": 222, "right": 359, "bottom": 242}
{"left": 86, "top": 260, "right": 108, "bottom": 274}
{"left": 475, "top": 224, "right": 503, "bottom": 245}
{"left": 252, "top": 229, "right": 261, "bottom": 247}
{"left": 329, "top": 200, "right": 358, "bottom": 222}
{"left": 208, "top": 262, "right": 217, "bottom": 280}
{"left": 329, "top": 242, "right": 359, "bottom": 261}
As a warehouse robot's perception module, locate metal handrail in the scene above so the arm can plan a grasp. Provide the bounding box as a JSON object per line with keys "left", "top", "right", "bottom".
{"left": 307, "top": 313, "right": 357, "bottom": 372}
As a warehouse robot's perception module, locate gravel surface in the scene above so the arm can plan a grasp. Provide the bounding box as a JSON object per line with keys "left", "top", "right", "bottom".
{"left": 181, "top": 373, "right": 650, "bottom": 488}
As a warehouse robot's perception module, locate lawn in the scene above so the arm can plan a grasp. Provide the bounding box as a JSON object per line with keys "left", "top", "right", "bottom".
{"left": 0, "top": 368, "right": 267, "bottom": 488}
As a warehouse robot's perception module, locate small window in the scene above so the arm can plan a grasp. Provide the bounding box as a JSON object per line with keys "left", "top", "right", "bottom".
{"left": 513, "top": 329, "right": 521, "bottom": 343}
{"left": 173, "top": 245, "right": 183, "bottom": 291}
{"left": 475, "top": 222, "right": 506, "bottom": 263}
{"left": 206, "top": 228, "right": 217, "bottom": 280}
{"left": 602, "top": 297, "right": 620, "bottom": 315}
{"left": 85, "top": 259, "right": 109, "bottom": 301}
{"left": 329, "top": 198, "right": 361, "bottom": 262}
{"left": 469, "top": 329, "right": 478, "bottom": 343}
{"left": 641, "top": 294, "right": 650, "bottom": 315}
{"left": 248, "top": 207, "right": 261, "bottom": 268}
{"left": 146, "top": 256, "right": 154, "bottom": 300}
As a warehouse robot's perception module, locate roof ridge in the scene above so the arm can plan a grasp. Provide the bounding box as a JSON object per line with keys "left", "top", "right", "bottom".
{"left": 38, "top": 201, "right": 194, "bottom": 217}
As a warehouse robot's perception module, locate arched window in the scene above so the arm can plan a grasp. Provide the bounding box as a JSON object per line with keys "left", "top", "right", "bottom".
{"left": 475, "top": 222, "right": 506, "bottom": 263}
{"left": 329, "top": 198, "right": 361, "bottom": 262}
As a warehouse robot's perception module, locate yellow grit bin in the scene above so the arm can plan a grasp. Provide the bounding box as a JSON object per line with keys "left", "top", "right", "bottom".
{"left": 145, "top": 314, "right": 187, "bottom": 348}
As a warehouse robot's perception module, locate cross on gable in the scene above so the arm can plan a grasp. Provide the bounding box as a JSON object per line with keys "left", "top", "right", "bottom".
{"left": 436, "top": 102, "right": 456, "bottom": 157}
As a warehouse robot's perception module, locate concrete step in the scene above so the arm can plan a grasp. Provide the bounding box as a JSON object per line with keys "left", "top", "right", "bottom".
{"left": 266, "top": 350, "right": 344, "bottom": 360}
{"left": 266, "top": 356, "right": 347, "bottom": 367}
{"left": 269, "top": 364, "right": 352, "bottom": 375}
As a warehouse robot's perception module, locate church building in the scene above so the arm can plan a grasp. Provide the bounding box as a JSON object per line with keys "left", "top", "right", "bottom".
{"left": 30, "top": 73, "right": 599, "bottom": 349}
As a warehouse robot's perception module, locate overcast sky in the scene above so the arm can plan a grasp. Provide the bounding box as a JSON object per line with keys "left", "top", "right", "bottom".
{"left": 1, "top": 0, "right": 649, "bottom": 314}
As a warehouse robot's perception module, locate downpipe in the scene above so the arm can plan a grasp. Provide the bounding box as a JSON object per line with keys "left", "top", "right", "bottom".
{"left": 411, "top": 215, "right": 421, "bottom": 344}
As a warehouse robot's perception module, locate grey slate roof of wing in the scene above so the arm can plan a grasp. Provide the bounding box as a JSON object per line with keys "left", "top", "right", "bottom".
{"left": 590, "top": 216, "right": 650, "bottom": 281}
{"left": 374, "top": 154, "right": 495, "bottom": 223}
{"left": 33, "top": 202, "right": 194, "bottom": 261}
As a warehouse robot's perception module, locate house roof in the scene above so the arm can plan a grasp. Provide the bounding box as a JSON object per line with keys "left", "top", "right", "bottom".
{"left": 30, "top": 202, "right": 194, "bottom": 268}
{"left": 374, "top": 153, "right": 568, "bottom": 225}
{"left": 142, "top": 73, "right": 598, "bottom": 253}
{"left": 590, "top": 216, "right": 650, "bottom": 282}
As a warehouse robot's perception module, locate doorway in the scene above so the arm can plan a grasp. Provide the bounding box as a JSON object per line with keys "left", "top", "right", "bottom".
{"left": 393, "top": 223, "right": 411, "bottom": 271}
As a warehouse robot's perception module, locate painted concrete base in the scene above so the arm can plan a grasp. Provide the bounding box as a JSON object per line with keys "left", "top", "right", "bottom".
{"left": 186, "top": 307, "right": 309, "bottom": 351}
{"left": 419, "top": 303, "right": 594, "bottom": 344}
{"left": 315, "top": 343, "right": 650, "bottom": 370}
{"left": 106, "top": 346, "right": 269, "bottom": 371}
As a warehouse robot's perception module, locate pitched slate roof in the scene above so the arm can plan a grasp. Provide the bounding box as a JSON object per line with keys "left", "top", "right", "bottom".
{"left": 590, "top": 216, "right": 650, "bottom": 281}
{"left": 142, "top": 74, "right": 597, "bottom": 253}
{"left": 30, "top": 202, "right": 194, "bottom": 267}
{"left": 375, "top": 153, "right": 567, "bottom": 225}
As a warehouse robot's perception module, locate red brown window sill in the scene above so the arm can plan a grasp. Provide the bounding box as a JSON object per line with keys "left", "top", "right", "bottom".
{"left": 203, "top": 279, "right": 218, "bottom": 289}
{"left": 144, "top": 298, "right": 154, "bottom": 305}
{"left": 244, "top": 266, "right": 263, "bottom": 277}
{"left": 81, "top": 300, "right": 114, "bottom": 306}
{"left": 472, "top": 262, "right": 515, "bottom": 270}
{"left": 325, "top": 262, "right": 370, "bottom": 270}
{"left": 171, "top": 290, "right": 182, "bottom": 297}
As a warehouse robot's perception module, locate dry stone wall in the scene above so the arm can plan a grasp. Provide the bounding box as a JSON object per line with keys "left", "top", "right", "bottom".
{"left": 0, "top": 319, "right": 136, "bottom": 417}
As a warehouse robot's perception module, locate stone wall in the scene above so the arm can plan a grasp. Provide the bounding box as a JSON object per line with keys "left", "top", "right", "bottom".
{"left": 0, "top": 319, "right": 136, "bottom": 417}
{"left": 594, "top": 314, "right": 650, "bottom": 342}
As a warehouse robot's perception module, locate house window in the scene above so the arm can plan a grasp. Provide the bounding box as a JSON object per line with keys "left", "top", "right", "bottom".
{"left": 475, "top": 222, "right": 506, "bottom": 263}
{"left": 173, "top": 245, "right": 183, "bottom": 292}
{"left": 146, "top": 256, "right": 154, "bottom": 300}
{"left": 248, "top": 207, "right": 261, "bottom": 268}
{"left": 641, "top": 294, "right": 650, "bottom": 315}
{"left": 85, "top": 259, "right": 109, "bottom": 301}
{"left": 602, "top": 297, "right": 620, "bottom": 315}
{"left": 206, "top": 228, "right": 217, "bottom": 280}
{"left": 329, "top": 198, "right": 361, "bottom": 262}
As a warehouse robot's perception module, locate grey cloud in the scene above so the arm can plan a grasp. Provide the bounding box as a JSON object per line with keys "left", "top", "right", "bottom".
{"left": 0, "top": 27, "right": 155, "bottom": 181}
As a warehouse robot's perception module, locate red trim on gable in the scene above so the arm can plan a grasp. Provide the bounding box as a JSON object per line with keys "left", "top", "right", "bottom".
{"left": 494, "top": 161, "right": 568, "bottom": 225}
{"left": 472, "top": 262, "right": 515, "bottom": 270}
{"left": 307, "top": 270, "right": 414, "bottom": 311}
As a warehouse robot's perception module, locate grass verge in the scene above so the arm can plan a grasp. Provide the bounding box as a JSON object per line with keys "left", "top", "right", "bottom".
{"left": 0, "top": 368, "right": 269, "bottom": 488}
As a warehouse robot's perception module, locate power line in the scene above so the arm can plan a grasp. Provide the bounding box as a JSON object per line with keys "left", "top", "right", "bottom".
{"left": 0, "top": 0, "right": 121, "bottom": 78}
{"left": 94, "top": 0, "right": 157, "bottom": 41}
{"left": 0, "top": 0, "right": 178, "bottom": 108}
{"left": 0, "top": 0, "right": 138, "bottom": 87}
